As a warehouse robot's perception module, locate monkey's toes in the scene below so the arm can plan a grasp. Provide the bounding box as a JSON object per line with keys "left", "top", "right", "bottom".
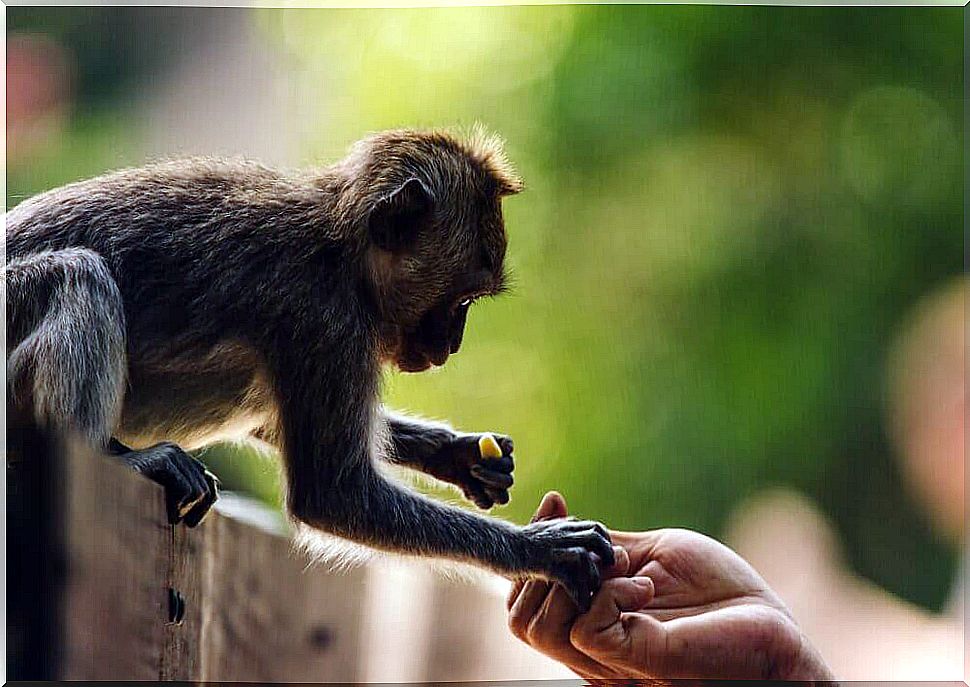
{"left": 114, "top": 441, "right": 220, "bottom": 526}
{"left": 183, "top": 468, "right": 221, "bottom": 527}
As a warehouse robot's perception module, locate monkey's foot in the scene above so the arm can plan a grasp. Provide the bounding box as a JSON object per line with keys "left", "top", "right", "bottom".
{"left": 523, "top": 518, "right": 614, "bottom": 612}
{"left": 428, "top": 433, "right": 514, "bottom": 510}
{"left": 109, "top": 439, "right": 220, "bottom": 527}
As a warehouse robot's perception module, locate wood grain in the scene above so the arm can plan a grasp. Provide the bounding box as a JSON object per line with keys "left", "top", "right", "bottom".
{"left": 14, "top": 438, "right": 565, "bottom": 682}
{"left": 51, "top": 442, "right": 366, "bottom": 681}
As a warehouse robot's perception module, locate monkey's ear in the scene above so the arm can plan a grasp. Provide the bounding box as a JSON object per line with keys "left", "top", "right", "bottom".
{"left": 369, "top": 178, "right": 433, "bottom": 253}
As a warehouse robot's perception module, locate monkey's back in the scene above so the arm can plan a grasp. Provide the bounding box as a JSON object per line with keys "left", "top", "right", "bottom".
{"left": 6, "top": 160, "right": 347, "bottom": 449}
{"left": 6, "top": 159, "right": 345, "bottom": 345}
{"left": 8, "top": 158, "right": 297, "bottom": 262}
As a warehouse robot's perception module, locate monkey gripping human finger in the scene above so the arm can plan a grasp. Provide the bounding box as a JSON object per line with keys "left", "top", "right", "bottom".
{"left": 521, "top": 518, "right": 614, "bottom": 612}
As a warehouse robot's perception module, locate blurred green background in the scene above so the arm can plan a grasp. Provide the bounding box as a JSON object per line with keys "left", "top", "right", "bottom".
{"left": 7, "top": 6, "right": 962, "bottom": 612}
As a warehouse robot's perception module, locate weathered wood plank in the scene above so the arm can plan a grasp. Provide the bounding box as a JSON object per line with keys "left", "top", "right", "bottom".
{"left": 10, "top": 434, "right": 568, "bottom": 682}
{"left": 60, "top": 441, "right": 171, "bottom": 680}
{"left": 48, "top": 440, "right": 367, "bottom": 681}
{"left": 199, "top": 512, "right": 367, "bottom": 681}
{"left": 162, "top": 506, "right": 204, "bottom": 680}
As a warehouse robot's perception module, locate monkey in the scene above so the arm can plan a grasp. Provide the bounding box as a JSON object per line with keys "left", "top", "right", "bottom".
{"left": 5, "top": 129, "right": 613, "bottom": 609}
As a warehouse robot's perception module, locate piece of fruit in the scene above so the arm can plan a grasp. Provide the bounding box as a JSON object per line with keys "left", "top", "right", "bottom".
{"left": 478, "top": 433, "right": 503, "bottom": 459}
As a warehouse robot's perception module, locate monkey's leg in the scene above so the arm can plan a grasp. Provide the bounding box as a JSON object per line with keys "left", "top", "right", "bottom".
{"left": 6, "top": 249, "right": 127, "bottom": 444}
{"left": 5, "top": 249, "right": 218, "bottom": 526}
{"left": 383, "top": 410, "right": 515, "bottom": 509}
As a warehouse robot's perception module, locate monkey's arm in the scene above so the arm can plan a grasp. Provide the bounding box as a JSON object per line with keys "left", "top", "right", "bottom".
{"left": 271, "top": 340, "right": 613, "bottom": 611}
{"left": 382, "top": 410, "right": 515, "bottom": 509}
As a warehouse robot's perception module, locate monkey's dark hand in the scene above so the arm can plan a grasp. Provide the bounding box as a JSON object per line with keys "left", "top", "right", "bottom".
{"left": 109, "top": 439, "right": 220, "bottom": 527}
{"left": 522, "top": 517, "right": 614, "bottom": 612}
{"left": 423, "top": 433, "right": 515, "bottom": 510}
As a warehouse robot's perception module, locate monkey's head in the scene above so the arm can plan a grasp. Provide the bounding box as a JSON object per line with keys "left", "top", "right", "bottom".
{"left": 343, "top": 129, "right": 522, "bottom": 373}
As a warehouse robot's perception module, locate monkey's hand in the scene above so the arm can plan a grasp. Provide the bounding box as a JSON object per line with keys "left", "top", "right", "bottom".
{"left": 521, "top": 517, "right": 615, "bottom": 612}
{"left": 423, "top": 433, "right": 515, "bottom": 510}
{"left": 109, "top": 439, "right": 220, "bottom": 527}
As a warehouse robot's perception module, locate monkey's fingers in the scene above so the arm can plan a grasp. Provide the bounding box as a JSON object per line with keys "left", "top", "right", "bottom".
{"left": 118, "top": 442, "right": 215, "bottom": 526}
{"left": 484, "top": 486, "right": 510, "bottom": 506}
{"left": 122, "top": 448, "right": 191, "bottom": 523}
{"left": 469, "top": 465, "right": 512, "bottom": 506}
{"left": 470, "top": 464, "right": 513, "bottom": 489}
{"left": 472, "top": 433, "right": 514, "bottom": 460}
{"left": 476, "top": 452, "right": 513, "bottom": 473}
{"left": 463, "top": 484, "right": 496, "bottom": 510}
{"left": 183, "top": 469, "right": 220, "bottom": 528}
{"left": 171, "top": 454, "right": 213, "bottom": 520}
{"left": 551, "top": 546, "right": 601, "bottom": 613}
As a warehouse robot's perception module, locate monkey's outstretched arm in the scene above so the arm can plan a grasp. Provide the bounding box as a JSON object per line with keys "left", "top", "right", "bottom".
{"left": 299, "top": 453, "right": 612, "bottom": 611}
{"left": 271, "top": 340, "right": 613, "bottom": 611}
{"left": 382, "top": 410, "right": 515, "bottom": 509}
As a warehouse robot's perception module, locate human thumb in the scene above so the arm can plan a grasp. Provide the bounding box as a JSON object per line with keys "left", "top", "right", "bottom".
{"left": 532, "top": 490, "right": 568, "bottom": 523}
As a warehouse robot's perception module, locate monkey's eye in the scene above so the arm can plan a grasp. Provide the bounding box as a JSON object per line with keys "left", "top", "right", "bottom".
{"left": 455, "top": 290, "right": 488, "bottom": 310}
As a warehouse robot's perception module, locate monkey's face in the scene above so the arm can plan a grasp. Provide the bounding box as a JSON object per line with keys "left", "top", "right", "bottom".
{"left": 349, "top": 129, "right": 521, "bottom": 372}
{"left": 366, "top": 179, "right": 510, "bottom": 374}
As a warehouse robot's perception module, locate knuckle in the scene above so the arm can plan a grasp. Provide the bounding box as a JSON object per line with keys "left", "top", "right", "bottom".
{"left": 523, "top": 617, "right": 539, "bottom": 643}
{"left": 525, "top": 612, "right": 553, "bottom": 647}
{"left": 507, "top": 614, "right": 527, "bottom": 640}
{"left": 569, "top": 621, "right": 595, "bottom": 648}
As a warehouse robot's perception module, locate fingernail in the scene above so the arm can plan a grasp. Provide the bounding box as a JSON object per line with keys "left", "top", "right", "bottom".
{"left": 608, "top": 546, "right": 629, "bottom": 572}
{"left": 633, "top": 576, "right": 653, "bottom": 588}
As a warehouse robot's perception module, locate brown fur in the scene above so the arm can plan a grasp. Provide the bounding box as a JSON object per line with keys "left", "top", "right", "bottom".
{"left": 5, "top": 129, "right": 611, "bottom": 609}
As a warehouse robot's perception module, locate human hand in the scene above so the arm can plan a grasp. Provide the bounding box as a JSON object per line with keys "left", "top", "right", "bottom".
{"left": 507, "top": 492, "right": 835, "bottom": 681}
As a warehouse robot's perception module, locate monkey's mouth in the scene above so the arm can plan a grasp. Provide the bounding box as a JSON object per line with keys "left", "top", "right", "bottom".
{"left": 398, "top": 358, "right": 433, "bottom": 373}
{"left": 396, "top": 349, "right": 449, "bottom": 373}
{"left": 387, "top": 309, "right": 460, "bottom": 373}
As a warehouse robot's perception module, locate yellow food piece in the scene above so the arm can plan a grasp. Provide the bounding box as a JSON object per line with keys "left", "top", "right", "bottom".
{"left": 478, "top": 433, "right": 503, "bottom": 459}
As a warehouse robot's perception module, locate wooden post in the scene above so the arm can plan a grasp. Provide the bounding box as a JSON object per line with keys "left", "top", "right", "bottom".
{"left": 7, "top": 430, "right": 569, "bottom": 682}
{"left": 9, "top": 435, "right": 367, "bottom": 682}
